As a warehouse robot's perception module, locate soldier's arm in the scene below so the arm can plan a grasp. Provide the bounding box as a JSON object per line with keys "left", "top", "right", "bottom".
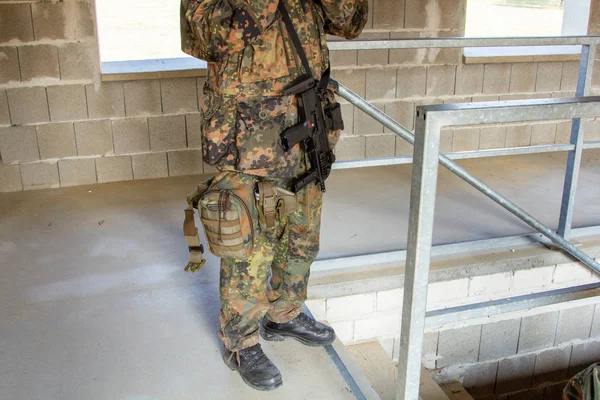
{"left": 181, "top": 0, "right": 280, "bottom": 62}
{"left": 318, "top": 0, "right": 368, "bottom": 39}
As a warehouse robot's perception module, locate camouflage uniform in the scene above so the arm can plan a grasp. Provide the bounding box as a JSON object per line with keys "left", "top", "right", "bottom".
{"left": 181, "top": 0, "right": 368, "bottom": 352}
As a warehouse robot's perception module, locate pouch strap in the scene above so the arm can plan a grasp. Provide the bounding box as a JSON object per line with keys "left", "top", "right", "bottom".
{"left": 276, "top": 187, "right": 298, "bottom": 219}
{"left": 183, "top": 206, "right": 206, "bottom": 272}
{"left": 258, "top": 181, "right": 277, "bottom": 228}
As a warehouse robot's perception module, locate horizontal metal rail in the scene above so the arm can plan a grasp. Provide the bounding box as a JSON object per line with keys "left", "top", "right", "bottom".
{"left": 328, "top": 35, "right": 600, "bottom": 50}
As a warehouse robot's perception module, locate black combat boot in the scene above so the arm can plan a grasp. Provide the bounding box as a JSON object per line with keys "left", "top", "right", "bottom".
{"left": 261, "top": 312, "right": 336, "bottom": 346}
{"left": 222, "top": 343, "right": 283, "bottom": 391}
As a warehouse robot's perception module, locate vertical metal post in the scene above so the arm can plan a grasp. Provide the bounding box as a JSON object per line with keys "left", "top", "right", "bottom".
{"left": 396, "top": 110, "right": 442, "bottom": 400}
{"left": 558, "top": 44, "right": 596, "bottom": 239}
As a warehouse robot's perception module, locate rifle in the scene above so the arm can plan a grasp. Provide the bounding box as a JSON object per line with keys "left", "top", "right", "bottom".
{"left": 280, "top": 73, "right": 343, "bottom": 193}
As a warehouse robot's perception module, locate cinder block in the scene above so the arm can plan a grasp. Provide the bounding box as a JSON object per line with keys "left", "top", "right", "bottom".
{"left": 376, "top": 288, "right": 403, "bottom": 312}
{"left": 440, "top": 129, "right": 453, "bottom": 152}
{"left": 161, "top": 78, "right": 198, "bottom": 114}
{"left": 555, "top": 121, "right": 572, "bottom": 144}
{"left": 452, "top": 128, "right": 480, "bottom": 151}
{"left": 0, "top": 164, "right": 23, "bottom": 192}
{"left": 354, "top": 313, "right": 401, "bottom": 341}
{"left": 112, "top": 118, "right": 150, "bottom": 154}
{"left": 86, "top": 83, "right": 126, "bottom": 118}
{"left": 561, "top": 61, "right": 580, "bottom": 91}
{"left": 124, "top": 80, "right": 162, "bottom": 116}
{"left": 366, "top": 68, "right": 396, "bottom": 100}
{"left": 496, "top": 354, "right": 536, "bottom": 394}
{"left": 395, "top": 136, "right": 413, "bottom": 156}
{"left": 532, "top": 346, "right": 571, "bottom": 385}
{"left": 513, "top": 266, "right": 554, "bottom": 291}
{"left": 327, "top": 293, "right": 376, "bottom": 321}
{"left": 472, "top": 95, "right": 499, "bottom": 102}
{"left": 334, "top": 135, "right": 366, "bottom": 160}
{"left": 196, "top": 77, "right": 206, "bottom": 110}
{"left": 0, "top": 126, "right": 39, "bottom": 163}
{"left": 530, "top": 123, "right": 556, "bottom": 146}
{"left": 479, "top": 319, "right": 520, "bottom": 361}
{"left": 305, "top": 299, "right": 326, "bottom": 321}
{"left": 479, "top": 126, "right": 507, "bottom": 150}
{"left": 95, "top": 156, "right": 133, "bottom": 183}
{"left": 509, "top": 63, "right": 537, "bottom": 93}
{"left": 483, "top": 64, "right": 511, "bottom": 94}
{"left": 0, "top": 4, "right": 34, "bottom": 43}
{"left": 58, "top": 158, "right": 96, "bottom": 187}
{"left": 36, "top": 123, "right": 77, "bottom": 159}
{"left": 536, "top": 62, "right": 562, "bottom": 92}
{"left": 384, "top": 101, "right": 415, "bottom": 132}
{"left": 422, "top": 332, "right": 439, "bottom": 368}
{"left": 569, "top": 339, "right": 600, "bottom": 375}
{"left": 354, "top": 103, "right": 384, "bottom": 135}
{"left": 0, "top": 47, "right": 20, "bottom": 84}
{"left": 555, "top": 305, "right": 594, "bottom": 345}
{"left": 148, "top": 115, "right": 186, "bottom": 151}
{"left": 7, "top": 86, "right": 50, "bottom": 124}
{"left": 405, "top": 0, "right": 461, "bottom": 29}
{"left": 329, "top": 50, "right": 357, "bottom": 67}
{"left": 437, "top": 325, "right": 482, "bottom": 368}
{"left": 389, "top": 32, "right": 423, "bottom": 65}
{"left": 0, "top": 90, "right": 9, "bottom": 126}
{"left": 32, "top": 2, "right": 94, "bottom": 40}
{"left": 518, "top": 311, "right": 559, "bottom": 353}
{"left": 75, "top": 120, "right": 113, "bottom": 156}
{"left": 397, "top": 67, "right": 427, "bottom": 98}
{"left": 357, "top": 33, "right": 389, "bottom": 66}
{"left": 330, "top": 321, "right": 354, "bottom": 343}
{"left": 584, "top": 118, "right": 600, "bottom": 141}
{"left": 554, "top": 262, "right": 592, "bottom": 284}
{"left": 58, "top": 41, "right": 97, "bottom": 80}
{"left": 167, "top": 149, "right": 203, "bottom": 176}
{"left": 469, "top": 272, "right": 512, "bottom": 297}
{"left": 185, "top": 113, "right": 202, "bottom": 148}
{"left": 373, "top": 0, "right": 404, "bottom": 29}
{"left": 456, "top": 64, "right": 484, "bottom": 95}
{"left": 366, "top": 134, "right": 395, "bottom": 158}
{"left": 19, "top": 44, "right": 60, "bottom": 81}
{"left": 505, "top": 125, "right": 531, "bottom": 147}
{"left": 334, "top": 69, "right": 366, "bottom": 98}
{"left": 132, "top": 152, "right": 168, "bottom": 180}
{"left": 21, "top": 161, "right": 59, "bottom": 190}
{"left": 47, "top": 85, "right": 88, "bottom": 122}
{"left": 428, "top": 278, "right": 469, "bottom": 305}
{"left": 426, "top": 66, "right": 456, "bottom": 97}
{"left": 461, "top": 361, "right": 499, "bottom": 397}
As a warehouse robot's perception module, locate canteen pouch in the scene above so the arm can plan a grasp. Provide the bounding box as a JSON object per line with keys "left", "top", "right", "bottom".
{"left": 256, "top": 181, "right": 298, "bottom": 229}
{"left": 198, "top": 173, "right": 259, "bottom": 260}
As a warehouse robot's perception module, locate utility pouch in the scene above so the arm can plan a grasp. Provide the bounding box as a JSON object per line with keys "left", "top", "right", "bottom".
{"left": 256, "top": 181, "right": 298, "bottom": 229}
{"left": 198, "top": 175, "right": 258, "bottom": 260}
{"left": 325, "top": 102, "right": 344, "bottom": 132}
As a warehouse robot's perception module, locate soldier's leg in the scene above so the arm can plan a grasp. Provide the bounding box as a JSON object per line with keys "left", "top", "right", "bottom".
{"left": 266, "top": 181, "right": 322, "bottom": 322}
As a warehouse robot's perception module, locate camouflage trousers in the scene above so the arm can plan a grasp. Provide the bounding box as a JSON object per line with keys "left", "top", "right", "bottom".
{"left": 218, "top": 173, "right": 323, "bottom": 352}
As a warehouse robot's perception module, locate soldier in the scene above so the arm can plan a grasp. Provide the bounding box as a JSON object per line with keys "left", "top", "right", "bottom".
{"left": 181, "top": 0, "right": 368, "bottom": 391}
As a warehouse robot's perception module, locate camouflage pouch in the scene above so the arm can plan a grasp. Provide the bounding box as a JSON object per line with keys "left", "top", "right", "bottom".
{"left": 198, "top": 173, "right": 259, "bottom": 260}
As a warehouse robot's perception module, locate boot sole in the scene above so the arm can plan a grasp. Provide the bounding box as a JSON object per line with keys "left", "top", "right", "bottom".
{"left": 261, "top": 327, "right": 336, "bottom": 347}
{"left": 222, "top": 352, "right": 283, "bottom": 391}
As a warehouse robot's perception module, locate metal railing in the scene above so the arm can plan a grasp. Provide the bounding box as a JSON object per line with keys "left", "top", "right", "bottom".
{"left": 328, "top": 35, "right": 600, "bottom": 400}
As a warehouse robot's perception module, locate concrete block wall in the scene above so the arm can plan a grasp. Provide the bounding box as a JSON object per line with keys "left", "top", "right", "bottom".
{"left": 1, "top": 0, "right": 600, "bottom": 192}
{"left": 305, "top": 259, "right": 600, "bottom": 399}
{"left": 0, "top": 0, "right": 211, "bottom": 192}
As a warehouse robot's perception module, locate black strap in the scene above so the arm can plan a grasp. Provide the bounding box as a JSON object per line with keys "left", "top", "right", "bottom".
{"left": 277, "top": 1, "right": 312, "bottom": 77}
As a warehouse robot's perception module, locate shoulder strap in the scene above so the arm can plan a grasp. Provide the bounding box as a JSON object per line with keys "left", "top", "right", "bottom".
{"left": 277, "top": 1, "right": 312, "bottom": 77}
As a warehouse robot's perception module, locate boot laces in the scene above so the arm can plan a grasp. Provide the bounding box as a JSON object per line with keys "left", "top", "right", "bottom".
{"left": 239, "top": 344, "right": 272, "bottom": 371}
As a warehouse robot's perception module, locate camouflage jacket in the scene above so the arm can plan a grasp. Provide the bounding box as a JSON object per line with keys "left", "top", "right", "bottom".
{"left": 181, "top": 0, "right": 368, "bottom": 177}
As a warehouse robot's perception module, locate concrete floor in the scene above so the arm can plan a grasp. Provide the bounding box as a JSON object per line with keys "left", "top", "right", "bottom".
{"left": 0, "top": 150, "right": 598, "bottom": 399}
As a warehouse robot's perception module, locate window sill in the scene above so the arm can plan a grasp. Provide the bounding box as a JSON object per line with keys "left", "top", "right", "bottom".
{"left": 463, "top": 45, "right": 581, "bottom": 64}
{"left": 101, "top": 57, "right": 207, "bottom": 82}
